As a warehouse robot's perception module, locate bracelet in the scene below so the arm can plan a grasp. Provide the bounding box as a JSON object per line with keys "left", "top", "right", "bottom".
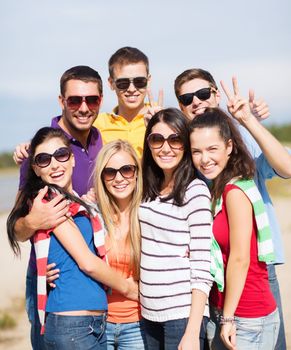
{"left": 219, "top": 315, "right": 235, "bottom": 325}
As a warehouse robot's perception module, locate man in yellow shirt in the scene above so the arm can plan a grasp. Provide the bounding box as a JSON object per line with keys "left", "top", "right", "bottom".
{"left": 94, "top": 47, "right": 151, "bottom": 158}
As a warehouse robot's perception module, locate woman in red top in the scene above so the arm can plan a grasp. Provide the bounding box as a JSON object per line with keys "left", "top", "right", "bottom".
{"left": 189, "top": 107, "right": 279, "bottom": 350}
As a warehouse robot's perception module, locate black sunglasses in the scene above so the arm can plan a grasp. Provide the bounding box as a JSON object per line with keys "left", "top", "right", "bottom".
{"left": 147, "top": 133, "right": 184, "bottom": 150}
{"left": 114, "top": 77, "right": 148, "bottom": 90}
{"left": 178, "top": 87, "right": 215, "bottom": 106}
{"left": 34, "top": 147, "right": 71, "bottom": 168}
{"left": 102, "top": 164, "right": 137, "bottom": 181}
{"left": 64, "top": 95, "right": 101, "bottom": 111}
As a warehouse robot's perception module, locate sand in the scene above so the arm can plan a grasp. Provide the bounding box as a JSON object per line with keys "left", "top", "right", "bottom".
{"left": 0, "top": 197, "right": 290, "bottom": 349}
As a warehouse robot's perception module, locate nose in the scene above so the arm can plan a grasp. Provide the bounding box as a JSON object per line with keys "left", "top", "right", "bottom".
{"left": 79, "top": 100, "right": 90, "bottom": 113}
{"left": 50, "top": 157, "right": 60, "bottom": 169}
{"left": 160, "top": 140, "right": 172, "bottom": 153}
{"left": 114, "top": 170, "right": 124, "bottom": 182}
{"left": 127, "top": 81, "right": 136, "bottom": 92}
{"left": 192, "top": 95, "right": 202, "bottom": 106}
{"left": 201, "top": 152, "right": 210, "bottom": 164}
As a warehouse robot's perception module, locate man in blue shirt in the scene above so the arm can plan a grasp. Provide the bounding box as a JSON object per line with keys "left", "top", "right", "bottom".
{"left": 174, "top": 68, "right": 291, "bottom": 350}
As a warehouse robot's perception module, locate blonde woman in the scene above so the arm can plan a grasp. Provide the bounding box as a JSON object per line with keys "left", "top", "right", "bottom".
{"left": 94, "top": 140, "right": 146, "bottom": 349}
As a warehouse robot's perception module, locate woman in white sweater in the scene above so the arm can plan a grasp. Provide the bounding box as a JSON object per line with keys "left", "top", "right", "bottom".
{"left": 139, "top": 108, "right": 213, "bottom": 350}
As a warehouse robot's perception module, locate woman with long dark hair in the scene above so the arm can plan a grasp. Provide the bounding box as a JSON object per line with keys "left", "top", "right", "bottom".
{"left": 140, "top": 108, "right": 213, "bottom": 349}
{"left": 189, "top": 108, "right": 279, "bottom": 350}
{"left": 7, "top": 127, "right": 138, "bottom": 349}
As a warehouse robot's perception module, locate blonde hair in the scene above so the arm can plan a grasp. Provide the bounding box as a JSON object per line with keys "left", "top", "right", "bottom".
{"left": 94, "top": 140, "right": 142, "bottom": 280}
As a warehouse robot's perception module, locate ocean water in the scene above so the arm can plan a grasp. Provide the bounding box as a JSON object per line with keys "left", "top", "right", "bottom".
{"left": 0, "top": 171, "right": 19, "bottom": 213}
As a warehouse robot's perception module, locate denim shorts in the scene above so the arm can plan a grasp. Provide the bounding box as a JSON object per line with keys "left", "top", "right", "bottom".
{"left": 44, "top": 313, "right": 107, "bottom": 349}
{"left": 207, "top": 306, "right": 280, "bottom": 350}
{"left": 106, "top": 320, "right": 147, "bottom": 349}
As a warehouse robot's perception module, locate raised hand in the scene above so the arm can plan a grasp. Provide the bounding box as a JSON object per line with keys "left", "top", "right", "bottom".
{"left": 13, "top": 141, "right": 30, "bottom": 165}
{"left": 220, "top": 77, "right": 253, "bottom": 125}
{"left": 144, "top": 88, "right": 164, "bottom": 126}
{"left": 248, "top": 90, "right": 270, "bottom": 121}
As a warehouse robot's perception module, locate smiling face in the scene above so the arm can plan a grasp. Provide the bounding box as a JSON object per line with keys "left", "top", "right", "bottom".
{"left": 59, "top": 79, "right": 101, "bottom": 135}
{"left": 103, "top": 150, "right": 137, "bottom": 207}
{"left": 149, "top": 122, "right": 184, "bottom": 178}
{"left": 179, "top": 78, "right": 220, "bottom": 120}
{"left": 32, "top": 137, "right": 75, "bottom": 192}
{"left": 109, "top": 62, "right": 149, "bottom": 115}
{"left": 190, "top": 126, "right": 232, "bottom": 180}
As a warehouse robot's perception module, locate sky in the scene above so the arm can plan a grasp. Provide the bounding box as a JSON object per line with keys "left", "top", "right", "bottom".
{"left": 0, "top": 0, "right": 290, "bottom": 152}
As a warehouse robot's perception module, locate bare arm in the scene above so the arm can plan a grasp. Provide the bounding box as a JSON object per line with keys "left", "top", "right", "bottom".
{"left": 178, "top": 290, "right": 207, "bottom": 350}
{"left": 14, "top": 186, "right": 69, "bottom": 242}
{"left": 220, "top": 188, "right": 253, "bottom": 350}
{"left": 53, "top": 217, "right": 138, "bottom": 300}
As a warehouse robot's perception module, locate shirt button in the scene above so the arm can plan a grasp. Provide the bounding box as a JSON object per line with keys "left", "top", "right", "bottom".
{"left": 82, "top": 148, "right": 85, "bottom": 152}
{"left": 72, "top": 138, "right": 76, "bottom": 142}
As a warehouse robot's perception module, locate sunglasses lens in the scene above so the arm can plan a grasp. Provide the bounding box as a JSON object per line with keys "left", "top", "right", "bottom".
{"left": 115, "top": 79, "right": 130, "bottom": 90}
{"left": 34, "top": 153, "right": 51, "bottom": 168}
{"left": 115, "top": 77, "right": 148, "bottom": 90}
{"left": 54, "top": 147, "right": 71, "bottom": 162}
{"left": 119, "top": 165, "right": 136, "bottom": 178}
{"left": 102, "top": 168, "right": 117, "bottom": 181}
{"left": 85, "top": 96, "right": 100, "bottom": 111}
{"left": 147, "top": 133, "right": 165, "bottom": 149}
{"left": 195, "top": 88, "right": 212, "bottom": 101}
{"left": 168, "top": 134, "right": 184, "bottom": 149}
{"left": 66, "top": 96, "right": 82, "bottom": 110}
{"left": 178, "top": 93, "right": 194, "bottom": 106}
{"left": 133, "top": 77, "right": 148, "bottom": 89}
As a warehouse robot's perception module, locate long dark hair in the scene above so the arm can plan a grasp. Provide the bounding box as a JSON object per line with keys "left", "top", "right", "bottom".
{"left": 189, "top": 108, "right": 255, "bottom": 207}
{"left": 142, "top": 108, "right": 195, "bottom": 205}
{"left": 7, "top": 127, "right": 92, "bottom": 256}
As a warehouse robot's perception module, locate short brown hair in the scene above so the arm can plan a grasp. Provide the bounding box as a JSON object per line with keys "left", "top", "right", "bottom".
{"left": 174, "top": 68, "right": 218, "bottom": 98}
{"left": 108, "top": 47, "right": 149, "bottom": 78}
{"left": 60, "top": 65, "right": 103, "bottom": 96}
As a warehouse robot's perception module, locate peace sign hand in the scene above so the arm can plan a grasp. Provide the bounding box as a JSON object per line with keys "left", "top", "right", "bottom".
{"left": 144, "top": 88, "right": 164, "bottom": 126}
{"left": 220, "top": 77, "right": 253, "bottom": 125}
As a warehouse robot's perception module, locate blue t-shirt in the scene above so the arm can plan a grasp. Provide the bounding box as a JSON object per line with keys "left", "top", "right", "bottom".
{"left": 46, "top": 214, "right": 108, "bottom": 312}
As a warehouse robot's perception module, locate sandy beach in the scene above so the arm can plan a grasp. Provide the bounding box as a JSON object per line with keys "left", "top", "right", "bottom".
{"left": 0, "top": 197, "right": 290, "bottom": 349}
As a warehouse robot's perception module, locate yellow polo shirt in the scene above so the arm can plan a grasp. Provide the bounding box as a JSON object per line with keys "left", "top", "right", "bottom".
{"left": 94, "top": 107, "right": 146, "bottom": 158}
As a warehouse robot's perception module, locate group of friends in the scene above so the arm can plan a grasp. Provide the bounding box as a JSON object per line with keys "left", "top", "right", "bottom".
{"left": 6, "top": 47, "right": 291, "bottom": 350}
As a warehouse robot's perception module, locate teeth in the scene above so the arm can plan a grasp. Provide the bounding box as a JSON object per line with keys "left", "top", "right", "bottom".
{"left": 114, "top": 184, "right": 127, "bottom": 189}
{"left": 51, "top": 172, "right": 64, "bottom": 178}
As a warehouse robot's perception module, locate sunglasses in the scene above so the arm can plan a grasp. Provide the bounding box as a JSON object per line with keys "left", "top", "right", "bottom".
{"left": 64, "top": 95, "right": 101, "bottom": 111}
{"left": 178, "top": 87, "right": 215, "bottom": 106}
{"left": 114, "top": 77, "right": 148, "bottom": 90}
{"left": 34, "top": 147, "right": 71, "bottom": 168}
{"left": 147, "top": 133, "right": 184, "bottom": 150}
{"left": 102, "top": 164, "right": 137, "bottom": 181}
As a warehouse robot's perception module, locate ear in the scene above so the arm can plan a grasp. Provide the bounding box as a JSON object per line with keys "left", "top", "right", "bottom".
{"left": 71, "top": 153, "right": 75, "bottom": 168}
{"left": 215, "top": 89, "right": 221, "bottom": 105}
{"left": 226, "top": 139, "right": 233, "bottom": 155}
{"left": 32, "top": 164, "right": 40, "bottom": 177}
{"left": 58, "top": 94, "right": 65, "bottom": 110}
{"left": 108, "top": 77, "right": 115, "bottom": 91}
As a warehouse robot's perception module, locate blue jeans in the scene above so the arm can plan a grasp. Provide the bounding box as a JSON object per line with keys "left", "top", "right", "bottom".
{"left": 207, "top": 307, "right": 280, "bottom": 350}
{"left": 106, "top": 320, "right": 147, "bottom": 349}
{"left": 267, "top": 264, "right": 286, "bottom": 350}
{"left": 26, "top": 264, "right": 45, "bottom": 350}
{"left": 44, "top": 313, "right": 107, "bottom": 349}
{"left": 143, "top": 316, "right": 209, "bottom": 350}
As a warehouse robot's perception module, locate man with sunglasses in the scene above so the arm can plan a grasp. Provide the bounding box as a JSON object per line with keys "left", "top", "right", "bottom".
{"left": 175, "top": 68, "right": 291, "bottom": 350}
{"left": 13, "top": 65, "right": 103, "bottom": 350}
{"left": 94, "top": 46, "right": 157, "bottom": 158}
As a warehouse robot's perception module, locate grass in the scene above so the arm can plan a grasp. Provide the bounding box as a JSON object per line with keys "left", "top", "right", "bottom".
{"left": 0, "top": 313, "right": 16, "bottom": 330}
